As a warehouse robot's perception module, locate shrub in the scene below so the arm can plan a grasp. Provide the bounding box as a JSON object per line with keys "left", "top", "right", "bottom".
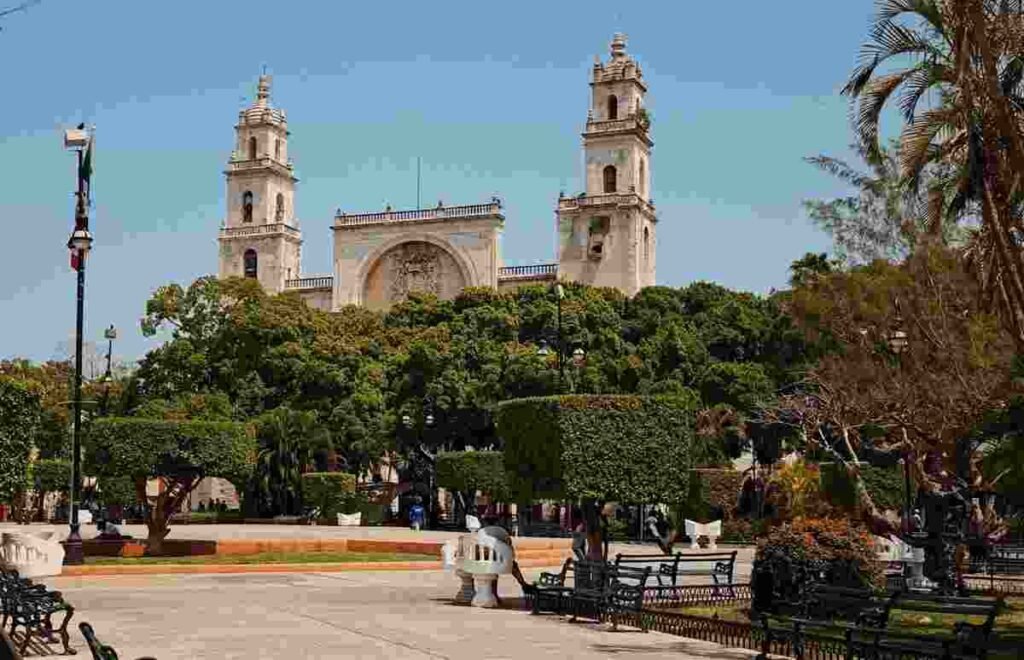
{"left": 721, "top": 518, "right": 769, "bottom": 545}
{"left": 436, "top": 451, "right": 509, "bottom": 500}
{"left": 497, "top": 394, "right": 697, "bottom": 504}
{"left": 606, "top": 517, "right": 630, "bottom": 541}
{"left": 300, "top": 472, "right": 357, "bottom": 520}
{"left": 767, "top": 460, "right": 828, "bottom": 519}
{"left": 751, "top": 517, "right": 884, "bottom": 614}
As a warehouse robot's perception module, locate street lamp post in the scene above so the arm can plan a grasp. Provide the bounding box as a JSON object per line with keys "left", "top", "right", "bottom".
{"left": 101, "top": 325, "right": 116, "bottom": 415}
{"left": 63, "top": 125, "right": 94, "bottom": 566}
{"left": 403, "top": 406, "right": 436, "bottom": 528}
{"left": 555, "top": 283, "right": 565, "bottom": 392}
{"left": 888, "top": 299, "right": 911, "bottom": 532}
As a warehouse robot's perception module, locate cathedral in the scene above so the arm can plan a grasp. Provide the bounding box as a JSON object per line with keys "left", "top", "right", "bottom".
{"left": 217, "top": 34, "right": 657, "bottom": 310}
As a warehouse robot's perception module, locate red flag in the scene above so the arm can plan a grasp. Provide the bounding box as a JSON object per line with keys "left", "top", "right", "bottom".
{"left": 70, "top": 250, "right": 79, "bottom": 271}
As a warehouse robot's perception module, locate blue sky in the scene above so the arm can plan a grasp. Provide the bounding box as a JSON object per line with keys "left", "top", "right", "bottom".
{"left": 0, "top": 0, "right": 883, "bottom": 363}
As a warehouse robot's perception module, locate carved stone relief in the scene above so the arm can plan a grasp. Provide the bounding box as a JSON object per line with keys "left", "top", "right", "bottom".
{"left": 362, "top": 241, "right": 466, "bottom": 309}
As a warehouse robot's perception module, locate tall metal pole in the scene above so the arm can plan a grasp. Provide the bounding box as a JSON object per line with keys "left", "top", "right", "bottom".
{"left": 101, "top": 325, "right": 115, "bottom": 416}
{"left": 65, "top": 148, "right": 87, "bottom": 565}
{"left": 556, "top": 290, "right": 565, "bottom": 393}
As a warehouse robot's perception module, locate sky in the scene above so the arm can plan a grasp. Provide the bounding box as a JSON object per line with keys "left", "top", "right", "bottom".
{"left": 0, "top": 0, "right": 885, "bottom": 364}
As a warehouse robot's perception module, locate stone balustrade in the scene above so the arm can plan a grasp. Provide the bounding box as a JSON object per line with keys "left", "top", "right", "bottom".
{"left": 497, "top": 264, "right": 558, "bottom": 280}
{"left": 284, "top": 275, "right": 334, "bottom": 290}
{"left": 219, "top": 223, "right": 301, "bottom": 239}
{"left": 558, "top": 193, "right": 655, "bottom": 213}
{"left": 334, "top": 202, "right": 502, "bottom": 228}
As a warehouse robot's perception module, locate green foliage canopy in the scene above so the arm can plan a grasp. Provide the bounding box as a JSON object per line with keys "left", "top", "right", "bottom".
{"left": 0, "top": 377, "right": 41, "bottom": 501}
{"left": 85, "top": 418, "right": 257, "bottom": 487}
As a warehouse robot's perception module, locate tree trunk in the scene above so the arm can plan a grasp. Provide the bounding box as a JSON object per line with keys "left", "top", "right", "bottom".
{"left": 139, "top": 475, "right": 200, "bottom": 555}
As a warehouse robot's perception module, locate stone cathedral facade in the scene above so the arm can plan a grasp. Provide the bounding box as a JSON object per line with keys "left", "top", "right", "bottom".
{"left": 217, "top": 34, "right": 657, "bottom": 310}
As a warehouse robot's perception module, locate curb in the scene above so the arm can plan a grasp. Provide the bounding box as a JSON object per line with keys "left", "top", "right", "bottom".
{"left": 59, "top": 556, "right": 569, "bottom": 577}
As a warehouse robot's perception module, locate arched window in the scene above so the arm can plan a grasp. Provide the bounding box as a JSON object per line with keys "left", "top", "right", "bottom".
{"left": 643, "top": 226, "right": 650, "bottom": 262}
{"left": 639, "top": 158, "right": 646, "bottom": 198}
{"left": 274, "top": 138, "right": 281, "bottom": 160}
{"left": 242, "top": 191, "right": 253, "bottom": 223}
{"left": 603, "top": 165, "right": 617, "bottom": 193}
{"left": 275, "top": 192, "right": 285, "bottom": 222}
{"left": 243, "top": 249, "right": 258, "bottom": 279}
{"left": 607, "top": 95, "right": 618, "bottom": 120}
{"left": 248, "top": 136, "right": 257, "bottom": 160}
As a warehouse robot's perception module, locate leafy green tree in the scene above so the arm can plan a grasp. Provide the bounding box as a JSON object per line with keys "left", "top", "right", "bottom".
{"left": 85, "top": 418, "right": 256, "bottom": 553}
{"left": 251, "top": 407, "right": 331, "bottom": 516}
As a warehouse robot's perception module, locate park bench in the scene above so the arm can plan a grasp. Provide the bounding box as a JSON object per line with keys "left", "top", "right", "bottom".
{"left": 0, "top": 567, "right": 75, "bottom": 656}
{"left": 615, "top": 551, "right": 737, "bottom": 588}
{"left": 566, "top": 561, "right": 652, "bottom": 631}
{"left": 527, "top": 558, "right": 574, "bottom": 615}
{"left": 756, "top": 587, "right": 1004, "bottom": 660}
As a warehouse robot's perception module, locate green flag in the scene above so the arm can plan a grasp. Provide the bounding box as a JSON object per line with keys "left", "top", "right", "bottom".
{"left": 79, "top": 136, "right": 92, "bottom": 186}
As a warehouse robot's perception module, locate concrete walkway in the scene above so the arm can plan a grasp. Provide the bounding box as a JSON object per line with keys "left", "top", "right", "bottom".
{"left": 43, "top": 569, "right": 759, "bottom": 659}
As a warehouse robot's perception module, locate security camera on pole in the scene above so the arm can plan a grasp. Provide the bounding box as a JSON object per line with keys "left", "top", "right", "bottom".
{"left": 62, "top": 123, "right": 94, "bottom": 566}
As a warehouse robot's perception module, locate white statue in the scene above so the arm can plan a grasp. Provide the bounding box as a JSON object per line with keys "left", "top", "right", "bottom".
{"left": 0, "top": 530, "right": 65, "bottom": 578}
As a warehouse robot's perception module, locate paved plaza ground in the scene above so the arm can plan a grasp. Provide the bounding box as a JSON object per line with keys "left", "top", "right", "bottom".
{"left": 2, "top": 523, "right": 757, "bottom": 658}
{"left": 43, "top": 569, "right": 758, "bottom": 659}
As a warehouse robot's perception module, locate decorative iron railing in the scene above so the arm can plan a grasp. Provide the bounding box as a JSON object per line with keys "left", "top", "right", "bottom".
{"left": 642, "top": 583, "right": 751, "bottom": 609}
{"left": 497, "top": 264, "right": 558, "bottom": 280}
{"left": 219, "top": 223, "right": 300, "bottom": 239}
{"left": 334, "top": 202, "right": 502, "bottom": 227}
{"left": 284, "top": 276, "right": 333, "bottom": 290}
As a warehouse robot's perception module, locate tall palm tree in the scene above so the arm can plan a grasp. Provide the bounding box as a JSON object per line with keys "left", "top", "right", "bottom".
{"left": 843, "top": 0, "right": 1024, "bottom": 345}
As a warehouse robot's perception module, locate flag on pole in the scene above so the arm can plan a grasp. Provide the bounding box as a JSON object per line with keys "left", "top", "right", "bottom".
{"left": 70, "top": 250, "right": 79, "bottom": 271}
{"left": 79, "top": 133, "right": 93, "bottom": 194}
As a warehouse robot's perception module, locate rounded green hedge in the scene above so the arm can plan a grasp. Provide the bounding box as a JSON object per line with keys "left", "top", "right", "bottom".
{"left": 496, "top": 394, "right": 697, "bottom": 504}
{"left": 85, "top": 418, "right": 257, "bottom": 487}
{"left": 436, "top": 451, "right": 509, "bottom": 499}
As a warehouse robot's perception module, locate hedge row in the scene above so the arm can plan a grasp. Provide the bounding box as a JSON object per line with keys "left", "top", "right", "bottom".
{"left": 496, "top": 394, "right": 697, "bottom": 504}
{"left": 435, "top": 451, "right": 509, "bottom": 499}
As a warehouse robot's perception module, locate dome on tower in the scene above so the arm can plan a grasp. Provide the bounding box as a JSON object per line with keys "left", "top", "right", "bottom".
{"left": 239, "top": 73, "right": 287, "bottom": 126}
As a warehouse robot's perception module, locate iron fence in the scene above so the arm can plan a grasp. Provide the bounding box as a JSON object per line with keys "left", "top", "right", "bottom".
{"left": 642, "top": 583, "right": 751, "bottom": 609}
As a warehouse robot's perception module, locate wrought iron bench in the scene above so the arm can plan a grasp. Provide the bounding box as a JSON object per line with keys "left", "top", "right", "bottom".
{"left": 757, "top": 587, "right": 1004, "bottom": 660}
{"left": 566, "top": 561, "right": 652, "bottom": 631}
{"left": 528, "top": 558, "right": 574, "bottom": 615}
{"left": 619, "top": 551, "right": 737, "bottom": 587}
{"left": 0, "top": 567, "right": 74, "bottom": 656}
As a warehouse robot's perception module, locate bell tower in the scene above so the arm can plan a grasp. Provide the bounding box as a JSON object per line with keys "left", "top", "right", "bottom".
{"left": 556, "top": 34, "right": 656, "bottom": 295}
{"left": 217, "top": 73, "right": 302, "bottom": 293}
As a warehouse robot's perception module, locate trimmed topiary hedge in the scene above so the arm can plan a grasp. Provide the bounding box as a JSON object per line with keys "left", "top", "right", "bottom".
{"left": 300, "top": 472, "right": 357, "bottom": 520}
{"left": 436, "top": 451, "right": 509, "bottom": 499}
{"left": 496, "top": 394, "right": 697, "bottom": 504}
{"left": 85, "top": 418, "right": 257, "bottom": 487}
